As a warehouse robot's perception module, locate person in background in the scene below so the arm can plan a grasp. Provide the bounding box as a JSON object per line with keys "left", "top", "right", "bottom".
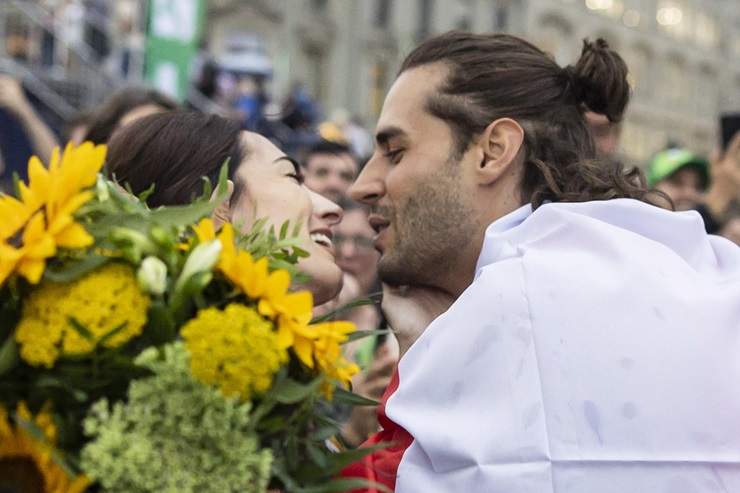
{"left": 81, "top": 87, "right": 178, "bottom": 145}
{"left": 301, "top": 140, "right": 359, "bottom": 203}
{"left": 0, "top": 75, "right": 59, "bottom": 164}
{"left": 234, "top": 76, "right": 264, "bottom": 131}
{"left": 585, "top": 110, "right": 623, "bottom": 158}
{"left": 335, "top": 199, "right": 380, "bottom": 297}
{"left": 720, "top": 208, "right": 740, "bottom": 245}
{"left": 648, "top": 134, "right": 740, "bottom": 233}
{"left": 63, "top": 111, "right": 93, "bottom": 146}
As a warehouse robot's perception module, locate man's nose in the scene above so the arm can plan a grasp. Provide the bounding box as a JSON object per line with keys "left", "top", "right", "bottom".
{"left": 349, "top": 154, "right": 385, "bottom": 206}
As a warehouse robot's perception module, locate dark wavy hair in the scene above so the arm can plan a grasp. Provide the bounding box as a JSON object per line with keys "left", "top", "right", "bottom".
{"left": 83, "top": 87, "right": 179, "bottom": 145}
{"left": 400, "top": 31, "right": 657, "bottom": 209}
{"left": 106, "top": 111, "right": 245, "bottom": 207}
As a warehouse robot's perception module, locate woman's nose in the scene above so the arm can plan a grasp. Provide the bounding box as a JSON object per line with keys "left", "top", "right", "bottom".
{"left": 309, "top": 189, "right": 343, "bottom": 226}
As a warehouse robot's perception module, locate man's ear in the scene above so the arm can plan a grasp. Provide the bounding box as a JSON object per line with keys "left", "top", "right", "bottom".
{"left": 476, "top": 118, "right": 525, "bottom": 186}
{"left": 211, "top": 179, "right": 234, "bottom": 228}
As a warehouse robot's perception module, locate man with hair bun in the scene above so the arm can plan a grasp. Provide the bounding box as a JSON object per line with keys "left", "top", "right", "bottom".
{"left": 343, "top": 31, "right": 740, "bottom": 492}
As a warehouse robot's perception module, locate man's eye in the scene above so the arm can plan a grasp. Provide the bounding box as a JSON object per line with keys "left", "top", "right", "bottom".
{"left": 385, "top": 149, "right": 404, "bottom": 164}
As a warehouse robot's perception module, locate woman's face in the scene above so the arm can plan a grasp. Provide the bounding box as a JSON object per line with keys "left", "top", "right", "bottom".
{"left": 230, "top": 132, "right": 344, "bottom": 304}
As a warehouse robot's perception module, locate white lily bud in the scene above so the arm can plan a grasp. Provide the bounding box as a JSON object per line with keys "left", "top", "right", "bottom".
{"left": 137, "top": 256, "right": 168, "bottom": 295}
{"left": 174, "top": 240, "right": 222, "bottom": 293}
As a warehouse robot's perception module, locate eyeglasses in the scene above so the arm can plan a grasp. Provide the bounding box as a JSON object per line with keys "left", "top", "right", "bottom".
{"left": 334, "top": 234, "right": 375, "bottom": 251}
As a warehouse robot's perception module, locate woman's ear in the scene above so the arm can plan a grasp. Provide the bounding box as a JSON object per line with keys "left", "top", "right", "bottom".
{"left": 476, "top": 118, "right": 525, "bottom": 186}
{"left": 211, "top": 179, "right": 235, "bottom": 228}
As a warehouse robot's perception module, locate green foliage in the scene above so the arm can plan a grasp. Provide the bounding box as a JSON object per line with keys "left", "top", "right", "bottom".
{"left": 81, "top": 343, "right": 272, "bottom": 493}
{"left": 1, "top": 172, "right": 388, "bottom": 492}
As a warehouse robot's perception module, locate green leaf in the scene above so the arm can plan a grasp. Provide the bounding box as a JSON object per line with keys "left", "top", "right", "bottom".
{"left": 137, "top": 182, "right": 156, "bottom": 202}
{"left": 300, "top": 478, "right": 392, "bottom": 493}
{"left": 97, "top": 322, "right": 129, "bottom": 347}
{"left": 332, "top": 387, "right": 379, "bottom": 407}
{"left": 309, "top": 425, "right": 338, "bottom": 442}
{"left": 272, "top": 377, "right": 322, "bottom": 404}
{"left": 146, "top": 302, "right": 177, "bottom": 345}
{"left": 345, "top": 329, "right": 389, "bottom": 344}
{"left": 306, "top": 441, "right": 329, "bottom": 468}
{"left": 67, "top": 317, "right": 95, "bottom": 342}
{"left": 255, "top": 415, "right": 285, "bottom": 433}
{"left": 43, "top": 255, "right": 109, "bottom": 283}
{"left": 294, "top": 443, "right": 391, "bottom": 486}
{"left": 311, "top": 293, "right": 381, "bottom": 323}
{"left": 149, "top": 200, "right": 217, "bottom": 229}
{"left": 279, "top": 220, "right": 289, "bottom": 240}
{"left": 0, "top": 335, "right": 18, "bottom": 376}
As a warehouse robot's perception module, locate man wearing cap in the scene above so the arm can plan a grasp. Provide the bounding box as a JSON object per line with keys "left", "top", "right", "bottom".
{"left": 648, "top": 141, "right": 740, "bottom": 233}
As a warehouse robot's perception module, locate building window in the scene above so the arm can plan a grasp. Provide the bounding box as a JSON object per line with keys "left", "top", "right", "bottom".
{"left": 494, "top": 0, "right": 510, "bottom": 31}
{"left": 311, "top": 0, "right": 328, "bottom": 12}
{"left": 417, "top": 0, "right": 434, "bottom": 40}
{"left": 375, "top": 0, "right": 392, "bottom": 28}
{"left": 371, "top": 60, "right": 389, "bottom": 117}
{"left": 454, "top": 0, "right": 474, "bottom": 31}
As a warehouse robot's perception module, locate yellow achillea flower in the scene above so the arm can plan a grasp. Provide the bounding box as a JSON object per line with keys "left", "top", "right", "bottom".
{"left": 181, "top": 304, "right": 288, "bottom": 400}
{"left": 15, "top": 263, "right": 150, "bottom": 368}
{"left": 310, "top": 321, "right": 360, "bottom": 399}
{"left": 0, "top": 402, "right": 90, "bottom": 492}
{"left": 0, "top": 142, "right": 106, "bottom": 286}
{"left": 191, "top": 218, "right": 319, "bottom": 365}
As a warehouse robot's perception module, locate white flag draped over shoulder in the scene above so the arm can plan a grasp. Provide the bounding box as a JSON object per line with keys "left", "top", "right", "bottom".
{"left": 383, "top": 199, "right": 740, "bottom": 492}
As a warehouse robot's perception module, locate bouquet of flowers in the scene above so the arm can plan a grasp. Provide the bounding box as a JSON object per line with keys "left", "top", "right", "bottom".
{"left": 0, "top": 143, "right": 385, "bottom": 492}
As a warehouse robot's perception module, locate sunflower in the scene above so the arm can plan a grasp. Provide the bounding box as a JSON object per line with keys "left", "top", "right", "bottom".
{"left": 0, "top": 142, "right": 106, "bottom": 286}
{"left": 0, "top": 402, "right": 89, "bottom": 493}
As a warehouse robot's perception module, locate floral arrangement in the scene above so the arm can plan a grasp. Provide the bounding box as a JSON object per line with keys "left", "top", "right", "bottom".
{"left": 0, "top": 143, "right": 384, "bottom": 492}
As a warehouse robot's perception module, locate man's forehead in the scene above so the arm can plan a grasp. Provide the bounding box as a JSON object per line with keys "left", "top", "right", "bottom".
{"left": 375, "top": 64, "right": 449, "bottom": 142}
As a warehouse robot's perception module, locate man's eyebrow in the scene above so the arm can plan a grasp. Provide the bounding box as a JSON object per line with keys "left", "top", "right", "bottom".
{"left": 375, "top": 126, "right": 407, "bottom": 147}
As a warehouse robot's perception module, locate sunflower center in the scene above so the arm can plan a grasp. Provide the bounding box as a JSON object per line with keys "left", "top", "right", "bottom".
{"left": 0, "top": 457, "right": 44, "bottom": 493}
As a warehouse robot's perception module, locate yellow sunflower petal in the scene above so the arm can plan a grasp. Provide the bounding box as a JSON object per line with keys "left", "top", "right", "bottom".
{"left": 54, "top": 190, "right": 94, "bottom": 220}
{"left": 265, "top": 268, "right": 290, "bottom": 299}
{"left": 280, "top": 291, "right": 314, "bottom": 323}
{"left": 243, "top": 255, "right": 269, "bottom": 299}
{"left": 0, "top": 194, "right": 32, "bottom": 240}
{"left": 17, "top": 257, "right": 47, "bottom": 284}
{"left": 275, "top": 323, "right": 294, "bottom": 349}
{"left": 192, "top": 218, "right": 216, "bottom": 242}
{"left": 293, "top": 335, "right": 315, "bottom": 368}
{"left": 0, "top": 246, "right": 22, "bottom": 285}
{"left": 23, "top": 155, "right": 51, "bottom": 209}
{"left": 54, "top": 222, "right": 94, "bottom": 249}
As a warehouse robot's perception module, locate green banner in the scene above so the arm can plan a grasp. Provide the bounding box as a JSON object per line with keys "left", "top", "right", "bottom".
{"left": 145, "top": 0, "right": 204, "bottom": 101}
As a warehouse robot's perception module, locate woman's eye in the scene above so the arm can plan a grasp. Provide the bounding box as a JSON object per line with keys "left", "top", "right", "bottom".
{"left": 287, "top": 172, "right": 304, "bottom": 184}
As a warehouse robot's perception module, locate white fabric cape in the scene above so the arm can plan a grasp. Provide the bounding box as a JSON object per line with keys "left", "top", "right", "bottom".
{"left": 388, "top": 199, "right": 740, "bottom": 492}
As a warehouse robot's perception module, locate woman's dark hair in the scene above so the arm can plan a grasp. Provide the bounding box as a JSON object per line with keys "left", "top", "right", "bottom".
{"left": 83, "top": 87, "right": 179, "bottom": 145}
{"left": 399, "top": 31, "right": 655, "bottom": 208}
{"left": 106, "top": 111, "right": 245, "bottom": 207}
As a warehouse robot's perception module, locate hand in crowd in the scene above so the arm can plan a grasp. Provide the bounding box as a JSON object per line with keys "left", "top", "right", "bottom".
{"left": 341, "top": 342, "right": 397, "bottom": 447}
{"left": 381, "top": 284, "right": 454, "bottom": 357}
{"left": 706, "top": 132, "right": 740, "bottom": 216}
{"left": 0, "top": 75, "right": 32, "bottom": 116}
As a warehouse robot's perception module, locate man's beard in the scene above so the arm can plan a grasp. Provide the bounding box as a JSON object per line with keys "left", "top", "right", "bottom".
{"left": 375, "top": 165, "right": 476, "bottom": 288}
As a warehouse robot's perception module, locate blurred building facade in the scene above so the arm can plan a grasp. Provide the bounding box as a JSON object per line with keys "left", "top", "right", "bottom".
{"left": 205, "top": 0, "right": 740, "bottom": 165}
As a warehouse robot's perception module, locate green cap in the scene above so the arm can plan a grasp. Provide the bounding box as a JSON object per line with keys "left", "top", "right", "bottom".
{"left": 647, "top": 148, "right": 709, "bottom": 188}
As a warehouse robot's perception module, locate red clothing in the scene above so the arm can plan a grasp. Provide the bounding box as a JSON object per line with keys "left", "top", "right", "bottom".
{"left": 341, "top": 369, "right": 413, "bottom": 493}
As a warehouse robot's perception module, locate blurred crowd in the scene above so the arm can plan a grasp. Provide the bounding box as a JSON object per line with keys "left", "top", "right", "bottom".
{"left": 1, "top": 18, "right": 739, "bottom": 450}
